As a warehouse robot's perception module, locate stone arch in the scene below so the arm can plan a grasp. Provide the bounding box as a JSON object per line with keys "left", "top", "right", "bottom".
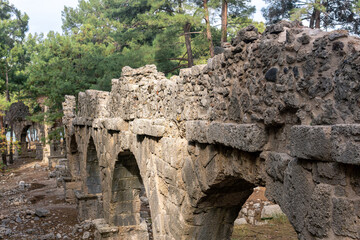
{"left": 86, "top": 137, "right": 102, "bottom": 194}
{"left": 27, "top": 125, "right": 39, "bottom": 142}
{"left": 19, "top": 125, "right": 32, "bottom": 156}
{"left": 69, "top": 134, "right": 81, "bottom": 179}
{"left": 109, "top": 150, "right": 151, "bottom": 238}
{"left": 20, "top": 125, "right": 31, "bottom": 143}
{"left": 185, "top": 143, "right": 265, "bottom": 240}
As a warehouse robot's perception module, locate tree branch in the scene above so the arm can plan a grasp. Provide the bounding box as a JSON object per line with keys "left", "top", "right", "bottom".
{"left": 164, "top": 64, "right": 188, "bottom": 74}
{"left": 180, "top": 31, "right": 204, "bottom": 36}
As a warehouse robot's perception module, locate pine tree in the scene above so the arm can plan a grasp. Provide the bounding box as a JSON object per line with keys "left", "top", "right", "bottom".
{"left": 262, "top": 0, "right": 360, "bottom": 35}
{"left": 0, "top": 0, "right": 29, "bottom": 165}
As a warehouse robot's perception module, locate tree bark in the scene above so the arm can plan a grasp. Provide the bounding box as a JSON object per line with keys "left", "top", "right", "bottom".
{"left": 4, "top": 67, "right": 10, "bottom": 164}
{"left": 221, "top": 0, "right": 228, "bottom": 43}
{"left": 5, "top": 69, "right": 10, "bottom": 102}
{"left": 315, "top": 8, "right": 321, "bottom": 28}
{"left": 310, "top": 1, "right": 322, "bottom": 29}
{"left": 310, "top": 9, "right": 316, "bottom": 28}
{"left": 183, "top": 22, "right": 194, "bottom": 67}
{"left": 204, "top": 0, "right": 214, "bottom": 57}
{"left": 0, "top": 116, "right": 6, "bottom": 166}
{"left": 9, "top": 126, "right": 13, "bottom": 164}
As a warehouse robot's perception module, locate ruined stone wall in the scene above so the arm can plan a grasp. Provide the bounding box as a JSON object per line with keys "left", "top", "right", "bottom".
{"left": 63, "top": 22, "right": 360, "bottom": 240}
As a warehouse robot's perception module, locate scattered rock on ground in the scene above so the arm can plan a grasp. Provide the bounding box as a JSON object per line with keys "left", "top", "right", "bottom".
{"left": 35, "top": 208, "right": 50, "bottom": 217}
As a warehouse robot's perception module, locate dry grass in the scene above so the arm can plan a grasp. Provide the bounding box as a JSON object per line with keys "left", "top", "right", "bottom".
{"left": 231, "top": 215, "right": 298, "bottom": 240}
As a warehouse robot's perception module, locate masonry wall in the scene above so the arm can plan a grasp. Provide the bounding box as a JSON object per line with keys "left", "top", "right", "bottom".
{"left": 63, "top": 21, "right": 360, "bottom": 240}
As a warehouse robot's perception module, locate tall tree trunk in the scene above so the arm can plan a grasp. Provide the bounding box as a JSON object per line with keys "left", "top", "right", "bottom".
{"left": 184, "top": 22, "right": 194, "bottom": 67}
{"left": 310, "top": 9, "right": 316, "bottom": 28}
{"left": 0, "top": 116, "right": 6, "bottom": 166}
{"left": 5, "top": 69, "right": 10, "bottom": 102}
{"left": 310, "top": 1, "right": 322, "bottom": 29}
{"left": 221, "top": 0, "right": 228, "bottom": 43}
{"left": 9, "top": 126, "right": 13, "bottom": 164}
{"left": 5, "top": 68, "right": 10, "bottom": 164}
{"left": 204, "top": 0, "right": 214, "bottom": 57}
{"left": 314, "top": 8, "right": 321, "bottom": 28}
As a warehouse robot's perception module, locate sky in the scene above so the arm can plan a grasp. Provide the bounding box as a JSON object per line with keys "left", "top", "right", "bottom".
{"left": 8, "top": 0, "right": 79, "bottom": 35}
{"left": 8, "top": 0, "right": 267, "bottom": 36}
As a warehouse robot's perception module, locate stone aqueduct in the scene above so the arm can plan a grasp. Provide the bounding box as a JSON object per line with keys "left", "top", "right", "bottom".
{"left": 62, "top": 22, "right": 360, "bottom": 240}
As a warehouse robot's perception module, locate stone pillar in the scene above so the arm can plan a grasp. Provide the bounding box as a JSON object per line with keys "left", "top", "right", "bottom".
{"left": 265, "top": 125, "right": 360, "bottom": 239}
{"left": 14, "top": 148, "right": 19, "bottom": 161}
{"left": 75, "top": 190, "right": 104, "bottom": 221}
{"left": 35, "top": 142, "right": 43, "bottom": 160}
{"left": 42, "top": 105, "right": 51, "bottom": 164}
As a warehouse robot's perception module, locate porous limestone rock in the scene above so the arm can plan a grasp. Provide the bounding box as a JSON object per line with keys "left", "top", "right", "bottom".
{"left": 63, "top": 21, "right": 360, "bottom": 240}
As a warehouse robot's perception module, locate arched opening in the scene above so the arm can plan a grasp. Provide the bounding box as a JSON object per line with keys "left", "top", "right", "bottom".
{"left": 231, "top": 187, "right": 297, "bottom": 239}
{"left": 18, "top": 125, "right": 37, "bottom": 158}
{"left": 86, "top": 137, "right": 102, "bottom": 194}
{"left": 5, "top": 129, "right": 17, "bottom": 164}
{"left": 69, "top": 135, "right": 80, "bottom": 178}
{"left": 20, "top": 125, "right": 31, "bottom": 151}
{"left": 49, "top": 123, "right": 65, "bottom": 157}
{"left": 186, "top": 143, "right": 266, "bottom": 240}
{"left": 110, "top": 151, "right": 152, "bottom": 238}
{"left": 194, "top": 178, "right": 255, "bottom": 239}
{"left": 27, "top": 126, "right": 39, "bottom": 142}
{"left": 187, "top": 143, "right": 298, "bottom": 239}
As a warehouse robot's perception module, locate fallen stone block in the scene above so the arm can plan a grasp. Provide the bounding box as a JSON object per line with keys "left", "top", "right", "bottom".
{"left": 234, "top": 218, "right": 248, "bottom": 225}
{"left": 261, "top": 205, "right": 284, "bottom": 219}
{"left": 35, "top": 208, "right": 50, "bottom": 218}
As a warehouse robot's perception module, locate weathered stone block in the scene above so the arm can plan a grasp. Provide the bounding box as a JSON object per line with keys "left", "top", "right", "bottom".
{"left": 261, "top": 205, "right": 284, "bottom": 219}
{"left": 208, "top": 123, "right": 267, "bottom": 152}
{"left": 73, "top": 117, "right": 90, "bottom": 126}
{"left": 111, "top": 190, "right": 134, "bottom": 203}
{"left": 290, "top": 125, "right": 332, "bottom": 161}
{"left": 185, "top": 121, "right": 209, "bottom": 143}
{"left": 121, "top": 64, "right": 157, "bottom": 77}
{"left": 331, "top": 124, "right": 360, "bottom": 165}
{"left": 93, "top": 218, "right": 119, "bottom": 239}
{"left": 290, "top": 125, "right": 360, "bottom": 164}
{"left": 76, "top": 191, "right": 104, "bottom": 221}
{"left": 92, "top": 118, "right": 104, "bottom": 129}
{"left": 181, "top": 157, "right": 202, "bottom": 207}
{"left": 64, "top": 181, "right": 82, "bottom": 203}
{"left": 263, "top": 152, "right": 293, "bottom": 182}
{"left": 115, "top": 201, "right": 135, "bottom": 213}
{"left": 313, "top": 162, "right": 346, "bottom": 186}
{"left": 132, "top": 119, "right": 166, "bottom": 137}
{"left": 191, "top": 64, "right": 206, "bottom": 76}
{"left": 306, "top": 184, "right": 332, "bottom": 238}
{"left": 282, "top": 159, "right": 315, "bottom": 233}
{"left": 332, "top": 197, "right": 360, "bottom": 239}
{"left": 101, "top": 118, "right": 129, "bottom": 131}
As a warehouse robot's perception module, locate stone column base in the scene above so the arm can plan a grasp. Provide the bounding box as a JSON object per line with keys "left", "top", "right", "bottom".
{"left": 62, "top": 178, "right": 81, "bottom": 203}
{"left": 93, "top": 218, "right": 119, "bottom": 240}
{"left": 75, "top": 190, "right": 104, "bottom": 221}
{"left": 93, "top": 218, "right": 149, "bottom": 240}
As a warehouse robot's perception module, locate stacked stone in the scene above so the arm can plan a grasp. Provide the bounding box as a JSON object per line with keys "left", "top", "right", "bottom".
{"left": 63, "top": 21, "right": 360, "bottom": 240}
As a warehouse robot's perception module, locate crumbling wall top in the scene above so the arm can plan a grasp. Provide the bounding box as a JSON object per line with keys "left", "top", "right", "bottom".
{"left": 65, "top": 21, "right": 360, "bottom": 154}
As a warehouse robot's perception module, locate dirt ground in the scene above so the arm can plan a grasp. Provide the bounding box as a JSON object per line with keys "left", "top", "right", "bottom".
{"left": 0, "top": 158, "right": 94, "bottom": 240}
{"left": 0, "top": 157, "right": 297, "bottom": 240}
{"left": 232, "top": 187, "right": 298, "bottom": 240}
{"left": 231, "top": 218, "right": 298, "bottom": 240}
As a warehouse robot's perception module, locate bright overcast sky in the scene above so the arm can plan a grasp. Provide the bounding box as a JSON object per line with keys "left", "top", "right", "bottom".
{"left": 8, "top": 0, "right": 79, "bottom": 35}
{"left": 8, "top": 0, "right": 267, "bottom": 36}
